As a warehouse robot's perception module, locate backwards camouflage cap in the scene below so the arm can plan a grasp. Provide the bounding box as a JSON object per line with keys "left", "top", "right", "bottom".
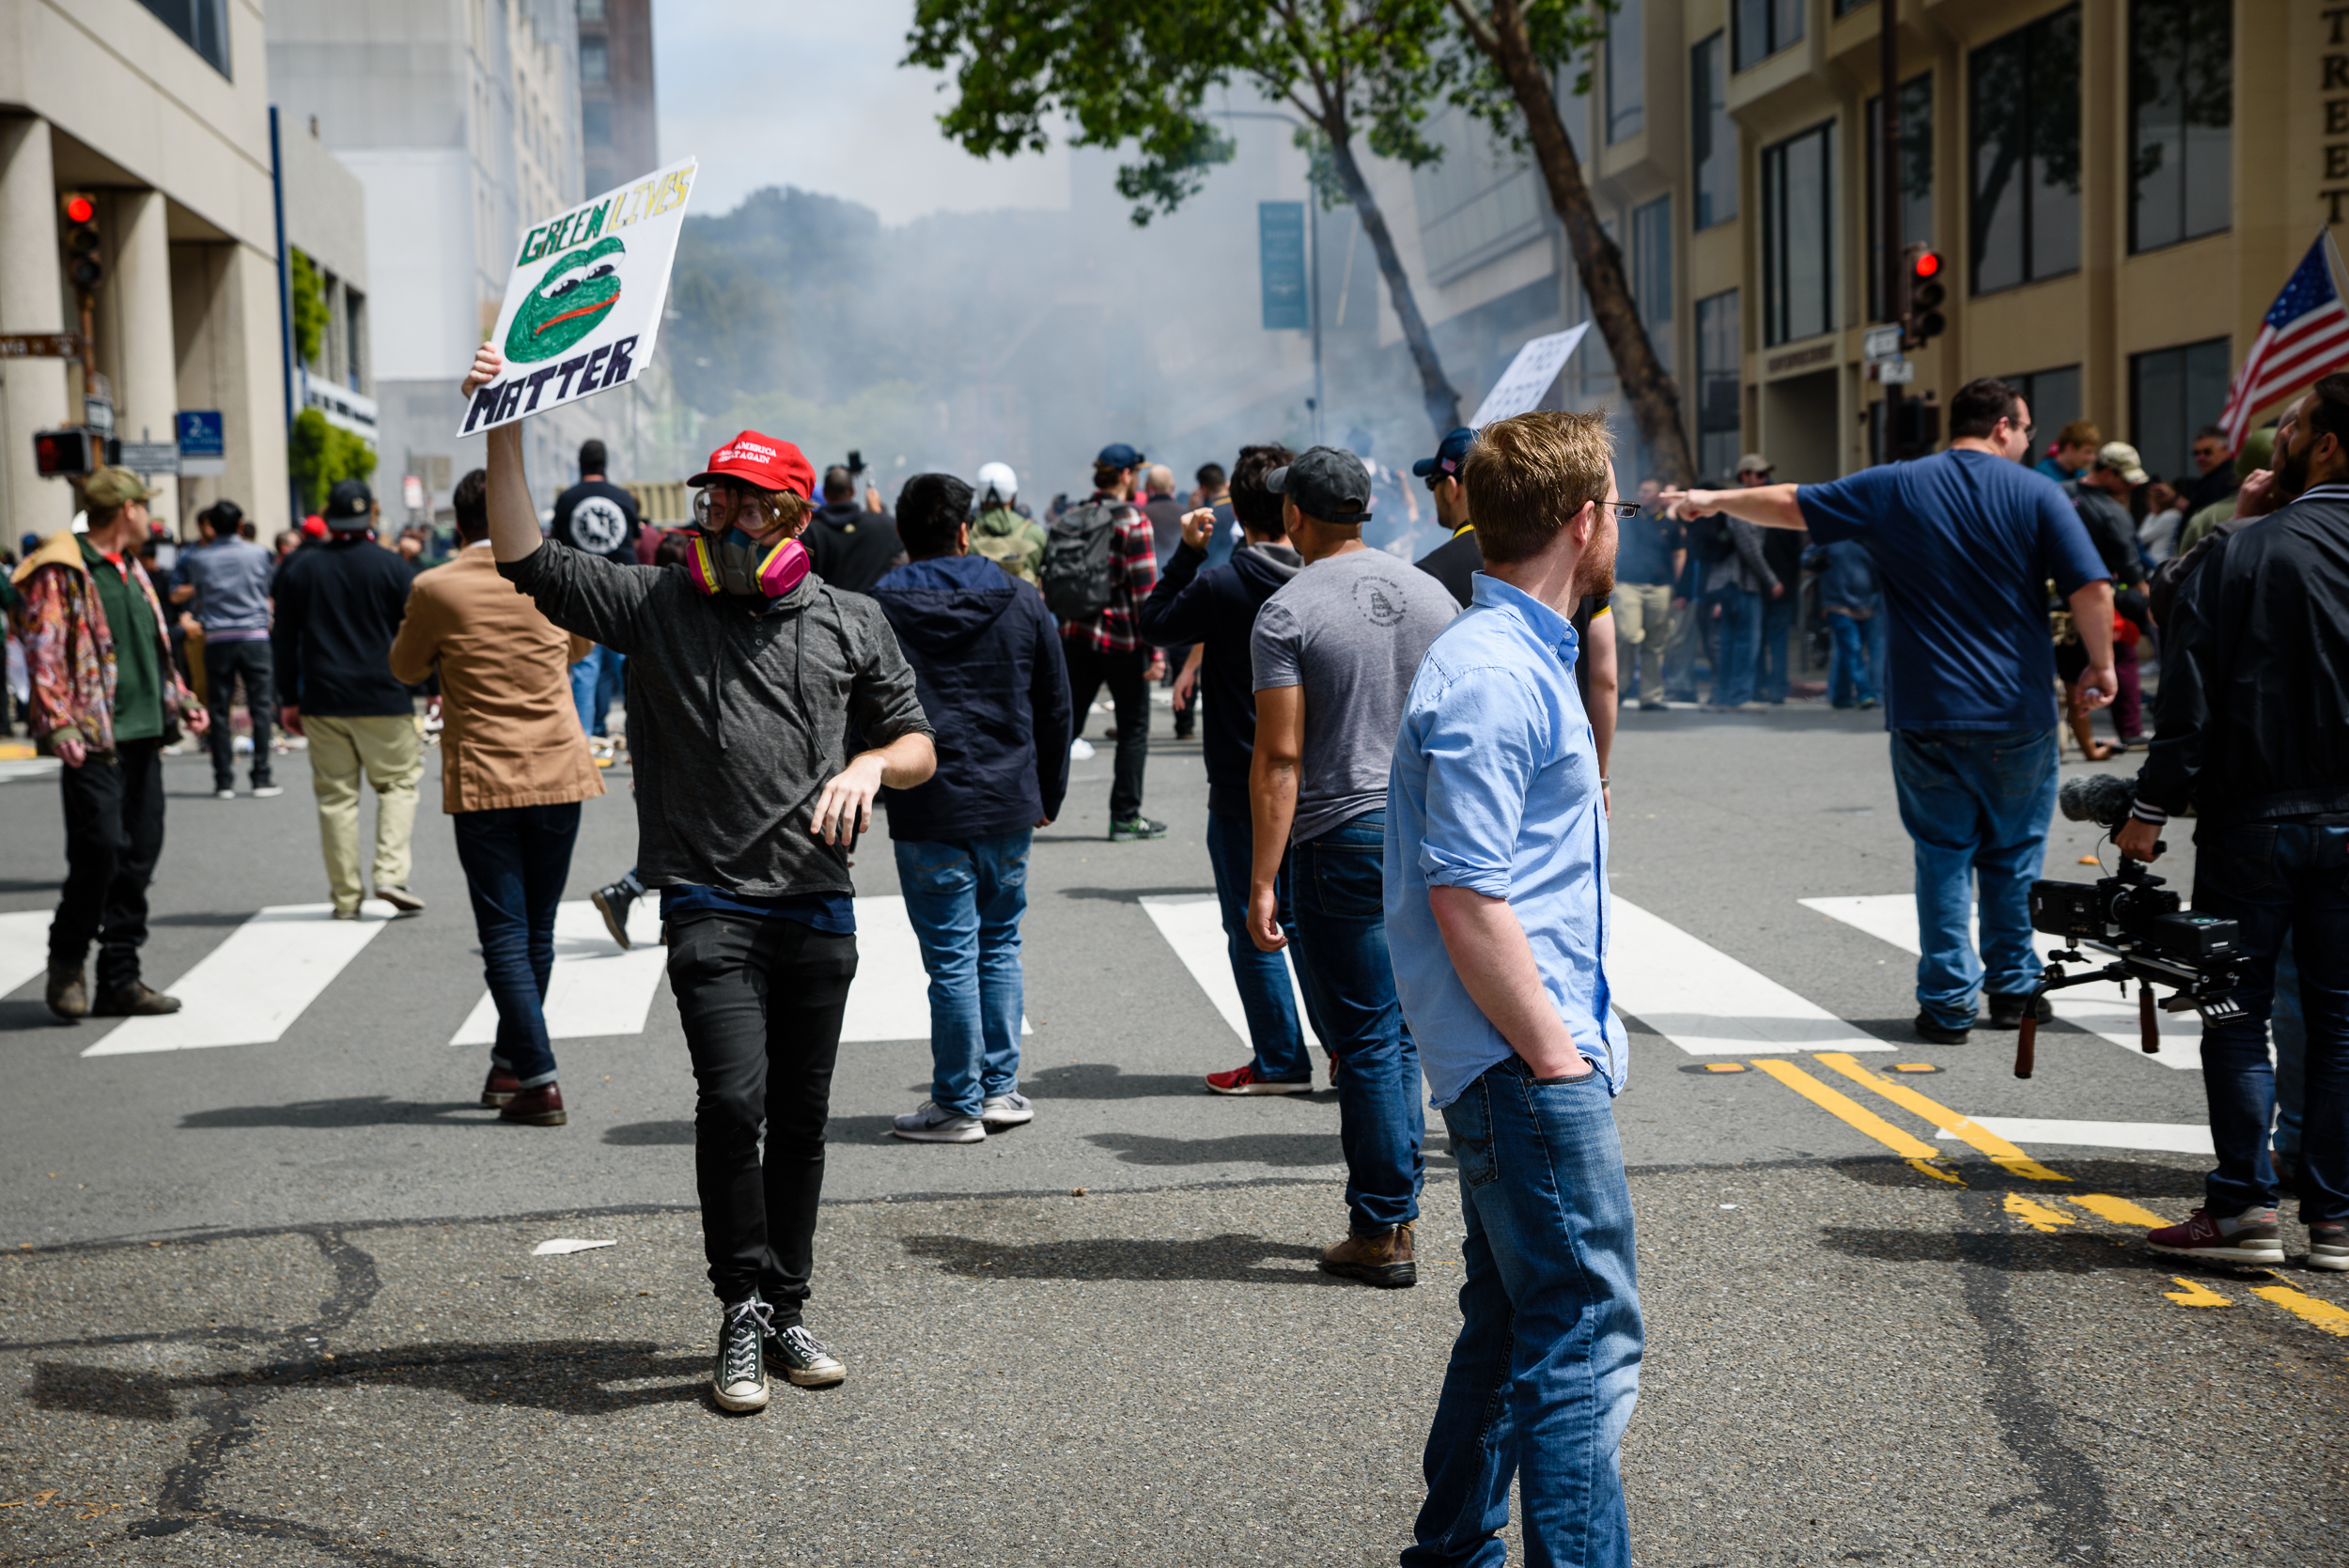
{"left": 84, "top": 466, "right": 160, "bottom": 509}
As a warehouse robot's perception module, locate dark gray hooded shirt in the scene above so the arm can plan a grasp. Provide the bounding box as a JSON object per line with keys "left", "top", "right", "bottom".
{"left": 500, "top": 542, "right": 931, "bottom": 898}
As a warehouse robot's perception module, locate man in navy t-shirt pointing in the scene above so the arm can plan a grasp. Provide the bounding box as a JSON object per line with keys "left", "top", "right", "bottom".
{"left": 1660, "top": 378, "right": 2114, "bottom": 1047}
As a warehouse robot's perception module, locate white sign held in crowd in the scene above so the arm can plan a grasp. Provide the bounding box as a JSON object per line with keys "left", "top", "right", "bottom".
{"left": 458, "top": 156, "right": 699, "bottom": 438}
{"left": 1468, "top": 324, "right": 1591, "bottom": 428}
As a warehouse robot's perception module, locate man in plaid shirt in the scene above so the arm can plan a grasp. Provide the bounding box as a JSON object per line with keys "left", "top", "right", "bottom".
{"left": 1061, "top": 442, "right": 1165, "bottom": 841}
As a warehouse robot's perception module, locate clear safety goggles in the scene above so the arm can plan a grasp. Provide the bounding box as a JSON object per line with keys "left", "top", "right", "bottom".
{"left": 692, "top": 479, "right": 784, "bottom": 533}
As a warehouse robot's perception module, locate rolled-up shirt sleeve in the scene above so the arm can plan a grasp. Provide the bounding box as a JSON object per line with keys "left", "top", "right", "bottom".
{"left": 1412, "top": 665, "right": 1548, "bottom": 900}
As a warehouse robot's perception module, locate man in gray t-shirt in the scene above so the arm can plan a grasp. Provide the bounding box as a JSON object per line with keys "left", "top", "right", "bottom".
{"left": 1245, "top": 445, "right": 1455, "bottom": 1290}
{"left": 171, "top": 501, "right": 282, "bottom": 800}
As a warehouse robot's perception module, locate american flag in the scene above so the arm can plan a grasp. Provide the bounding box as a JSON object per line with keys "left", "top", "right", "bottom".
{"left": 2218, "top": 233, "right": 2349, "bottom": 453}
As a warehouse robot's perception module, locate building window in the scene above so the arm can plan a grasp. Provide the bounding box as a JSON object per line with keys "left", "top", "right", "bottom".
{"left": 2129, "top": 0, "right": 2232, "bottom": 254}
{"left": 1409, "top": 106, "right": 1548, "bottom": 285}
{"left": 134, "top": 0, "right": 231, "bottom": 78}
{"left": 1696, "top": 290, "right": 1743, "bottom": 485}
{"left": 2131, "top": 337, "right": 2232, "bottom": 483}
{"left": 1762, "top": 122, "right": 1834, "bottom": 347}
{"left": 1734, "top": 0, "right": 1803, "bottom": 73}
{"left": 584, "top": 101, "right": 613, "bottom": 147}
{"left": 1969, "top": 6, "right": 2082, "bottom": 294}
{"left": 578, "top": 0, "right": 606, "bottom": 18}
{"left": 580, "top": 39, "right": 609, "bottom": 83}
{"left": 346, "top": 291, "right": 366, "bottom": 393}
{"left": 1692, "top": 33, "right": 1736, "bottom": 229}
{"left": 1606, "top": 2, "right": 1643, "bottom": 143}
{"left": 1632, "top": 196, "right": 1674, "bottom": 372}
{"left": 1999, "top": 366, "right": 2083, "bottom": 461}
{"left": 1865, "top": 74, "right": 1933, "bottom": 321}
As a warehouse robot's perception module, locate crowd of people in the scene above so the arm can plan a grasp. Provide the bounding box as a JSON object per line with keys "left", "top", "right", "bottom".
{"left": 6, "top": 340, "right": 2342, "bottom": 1563}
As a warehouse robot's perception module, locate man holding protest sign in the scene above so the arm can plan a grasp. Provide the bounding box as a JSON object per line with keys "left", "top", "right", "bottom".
{"left": 469, "top": 341, "right": 935, "bottom": 1410}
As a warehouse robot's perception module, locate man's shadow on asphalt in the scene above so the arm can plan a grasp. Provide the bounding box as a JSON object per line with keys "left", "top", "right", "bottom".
{"left": 179, "top": 1097, "right": 495, "bottom": 1129}
{"left": 899, "top": 1231, "right": 1338, "bottom": 1285}
{"left": 27, "top": 1339, "right": 712, "bottom": 1422}
{"left": 1834, "top": 1155, "right": 2204, "bottom": 1199}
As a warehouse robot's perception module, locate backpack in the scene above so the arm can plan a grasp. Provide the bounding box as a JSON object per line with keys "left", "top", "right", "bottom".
{"left": 1040, "top": 497, "right": 1124, "bottom": 621}
{"left": 971, "top": 508, "right": 1043, "bottom": 585}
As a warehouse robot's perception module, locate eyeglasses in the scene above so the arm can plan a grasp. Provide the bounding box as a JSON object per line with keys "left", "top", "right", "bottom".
{"left": 1601, "top": 503, "right": 1641, "bottom": 520}
{"left": 692, "top": 481, "right": 780, "bottom": 531}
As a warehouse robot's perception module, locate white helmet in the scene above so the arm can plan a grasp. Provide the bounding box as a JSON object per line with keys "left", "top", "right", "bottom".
{"left": 975, "top": 461, "right": 1018, "bottom": 507}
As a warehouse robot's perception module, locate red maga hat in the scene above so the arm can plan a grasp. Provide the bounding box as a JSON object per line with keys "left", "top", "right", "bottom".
{"left": 688, "top": 430, "right": 815, "bottom": 499}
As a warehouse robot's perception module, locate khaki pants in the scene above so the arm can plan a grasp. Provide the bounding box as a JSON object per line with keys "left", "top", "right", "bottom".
{"left": 305, "top": 714, "right": 422, "bottom": 913}
{"left": 1611, "top": 581, "right": 1677, "bottom": 704}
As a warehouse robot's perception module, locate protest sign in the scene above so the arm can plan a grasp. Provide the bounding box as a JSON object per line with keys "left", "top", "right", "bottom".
{"left": 458, "top": 156, "right": 698, "bottom": 438}
{"left": 1467, "top": 325, "right": 1591, "bottom": 427}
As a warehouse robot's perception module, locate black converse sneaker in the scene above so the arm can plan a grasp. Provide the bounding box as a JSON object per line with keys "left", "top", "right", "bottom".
{"left": 768, "top": 1321, "right": 846, "bottom": 1388}
{"left": 712, "top": 1297, "right": 772, "bottom": 1411}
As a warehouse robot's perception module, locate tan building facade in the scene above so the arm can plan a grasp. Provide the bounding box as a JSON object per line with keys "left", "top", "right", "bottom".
{"left": 0, "top": 0, "right": 297, "bottom": 543}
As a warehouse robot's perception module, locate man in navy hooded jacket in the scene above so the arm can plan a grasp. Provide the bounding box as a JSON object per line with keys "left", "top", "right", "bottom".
{"left": 874, "top": 472, "right": 1073, "bottom": 1143}
{"left": 1136, "top": 443, "right": 1321, "bottom": 1096}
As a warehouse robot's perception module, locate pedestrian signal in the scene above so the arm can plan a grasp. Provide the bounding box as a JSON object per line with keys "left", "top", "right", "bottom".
{"left": 62, "top": 193, "right": 102, "bottom": 293}
{"left": 33, "top": 428, "right": 98, "bottom": 479}
{"left": 1906, "top": 244, "right": 1947, "bottom": 345}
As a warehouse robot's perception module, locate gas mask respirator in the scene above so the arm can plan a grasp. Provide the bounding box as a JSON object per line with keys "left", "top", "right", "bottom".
{"left": 687, "top": 484, "right": 811, "bottom": 598}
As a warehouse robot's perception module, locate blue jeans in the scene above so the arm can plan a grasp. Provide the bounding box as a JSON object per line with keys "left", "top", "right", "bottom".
{"left": 2188, "top": 822, "right": 2349, "bottom": 1223}
{"left": 894, "top": 831, "right": 1032, "bottom": 1118}
{"left": 1889, "top": 729, "right": 2057, "bottom": 1030}
{"left": 1826, "top": 612, "right": 1880, "bottom": 706}
{"left": 451, "top": 802, "right": 582, "bottom": 1087}
{"left": 1757, "top": 588, "right": 1796, "bottom": 704}
{"left": 569, "top": 644, "right": 616, "bottom": 737}
{"left": 1707, "top": 585, "right": 1761, "bottom": 706}
{"left": 1205, "top": 810, "right": 1314, "bottom": 1081}
{"left": 1405, "top": 1057, "right": 1642, "bottom": 1568}
{"left": 1290, "top": 809, "right": 1423, "bottom": 1235}
{"left": 2275, "top": 935, "right": 2305, "bottom": 1160}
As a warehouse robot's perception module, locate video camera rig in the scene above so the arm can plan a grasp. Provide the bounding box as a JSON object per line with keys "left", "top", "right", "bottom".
{"left": 2014, "top": 775, "right": 2245, "bottom": 1079}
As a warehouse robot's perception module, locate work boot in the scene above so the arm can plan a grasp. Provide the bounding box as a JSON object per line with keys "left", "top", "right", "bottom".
{"left": 1983, "top": 992, "right": 2053, "bottom": 1030}
{"left": 592, "top": 877, "right": 640, "bottom": 950}
{"left": 480, "top": 1066, "right": 521, "bottom": 1108}
{"left": 498, "top": 1082, "right": 568, "bottom": 1126}
{"left": 1912, "top": 1011, "right": 1971, "bottom": 1047}
{"left": 92, "top": 981, "right": 181, "bottom": 1017}
{"left": 45, "top": 964, "right": 88, "bottom": 1021}
{"left": 1320, "top": 1221, "right": 1416, "bottom": 1289}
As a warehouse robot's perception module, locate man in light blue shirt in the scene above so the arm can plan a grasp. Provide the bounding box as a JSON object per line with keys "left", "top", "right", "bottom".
{"left": 1386, "top": 409, "right": 1641, "bottom": 1568}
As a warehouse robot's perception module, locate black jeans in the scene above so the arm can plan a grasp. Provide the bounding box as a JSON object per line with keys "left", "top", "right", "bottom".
{"left": 666, "top": 912, "right": 859, "bottom": 1319}
{"left": 52, "top": 738, "right": 166, "bottom": 990}
{"left": 453, "top": 802, "right": 581, "bottom": 1087}
{"left": 201, "top": 639, "right": 275, "bottom": 790}
{"left": 1063, "top": 642, "right": 1150, "bottom": 822}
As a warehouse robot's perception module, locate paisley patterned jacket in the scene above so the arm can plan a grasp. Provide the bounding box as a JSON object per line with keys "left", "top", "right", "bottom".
{"left": 7, "top": 530, "right": 196, "bottom": 753}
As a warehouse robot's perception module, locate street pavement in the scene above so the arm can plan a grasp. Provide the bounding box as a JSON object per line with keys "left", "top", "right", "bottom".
{"left": 3, "top": 694, "right": 2343, "bottom": 1566}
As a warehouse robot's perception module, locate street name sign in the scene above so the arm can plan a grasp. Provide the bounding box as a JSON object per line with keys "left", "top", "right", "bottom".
{"left": 0, "top": 334, "right": 79, "bottom": 358}
{"left": 176, "top": 410, "right": 225, "bottom": 476}
{"left": 1863, "top": 324, "right": 1904, "bottom": 363}
{"left": 1258, "top": 203, "right": 1308, "bottom": 331}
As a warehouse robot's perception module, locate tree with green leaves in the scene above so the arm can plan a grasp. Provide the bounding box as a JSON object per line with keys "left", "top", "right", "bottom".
{"left": 1442, "top": 0, "right": 1693, "bottom": 483}
{"left": 905, "top": 0, "right": 1468, "bottom": 439}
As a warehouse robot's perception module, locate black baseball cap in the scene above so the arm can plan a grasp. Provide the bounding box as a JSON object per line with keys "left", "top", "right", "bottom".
{"left": 1412, "top": 427, "right": 1476, "bottom": 487}
{"left": 324, "top": 479, "right": 375, "bottom": 530}
{"left": 1266, "top": 445, "right": 1374, "bottom": 524}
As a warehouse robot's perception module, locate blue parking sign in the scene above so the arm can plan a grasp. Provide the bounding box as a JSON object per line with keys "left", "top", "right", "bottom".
{"left": 176, "top": 411, "right": 225, "bottom": 459}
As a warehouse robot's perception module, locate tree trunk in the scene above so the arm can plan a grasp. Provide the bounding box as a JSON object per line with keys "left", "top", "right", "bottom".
{"left": 1320, "top": 130, "right": 1464, "bottom": 440}
{"left": 1455, "top": 0, "right": 1696, "bottom": 486}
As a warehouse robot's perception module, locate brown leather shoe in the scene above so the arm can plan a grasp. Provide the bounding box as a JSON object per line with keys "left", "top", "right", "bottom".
{"left": 45, "top": 965, "right": 87, "bottom": 1021}
{"left": 1320, "top": 1221, "right": 1416, "bottom": 1288}
{"left": 498, "top": 1082, "right": 568, "bottom": 1126}
{"left": 92, "top": 981, "right": 181, "bottom": 1017}
{"left": 481, "top": 1067, "right": 521, "bottom": 1107}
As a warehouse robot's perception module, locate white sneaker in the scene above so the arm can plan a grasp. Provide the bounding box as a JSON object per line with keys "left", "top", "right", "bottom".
{"left": 214, "top": 788, "right": 236, "bottom": 800}
{"left": 980, "top": 1092, "right": 1034, "bottom": 1128}
{"left": 890, "top": 1102, "right": 985, "bottom": 1143}
{"left": 253, "top": 784, "right": 283, "bottom": 799}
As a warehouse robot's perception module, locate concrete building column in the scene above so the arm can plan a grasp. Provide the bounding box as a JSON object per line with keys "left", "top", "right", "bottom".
{"left": 110, "top": 188, "right": 180, "bottom": 537}
{"left": 0, "top": 116, "right": 74, "bottom": 542}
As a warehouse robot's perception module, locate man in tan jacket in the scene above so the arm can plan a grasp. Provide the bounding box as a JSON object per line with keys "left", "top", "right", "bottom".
{"left": 391, "top": 468, "right": 604, "bottom": 1126}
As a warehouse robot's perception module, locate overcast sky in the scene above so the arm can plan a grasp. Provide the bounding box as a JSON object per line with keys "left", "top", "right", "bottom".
{"left": 655, "top": 0, "right": 1071, "bottom": 225}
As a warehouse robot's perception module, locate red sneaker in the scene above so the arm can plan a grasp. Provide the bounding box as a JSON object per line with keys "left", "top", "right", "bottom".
{"left": 1205, "top": 1063, "right": 1315, "bottom": 1095}
{"left": 480, "top": 1067, "right": 521, "bottom": 1107}
{"left": 498, "top": 1082, "right": 568, "bottom": 1126}
{"left": 2146, "top": 1206, "right": 2282, "bottom": 1265}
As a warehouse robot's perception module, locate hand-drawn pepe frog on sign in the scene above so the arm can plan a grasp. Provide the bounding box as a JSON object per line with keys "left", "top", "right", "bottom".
{"left": 505, "top": 235, "right": 625, "bottom": 364}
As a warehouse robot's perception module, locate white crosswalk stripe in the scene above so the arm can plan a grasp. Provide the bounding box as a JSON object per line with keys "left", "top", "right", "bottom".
{"left": 1800, "top": 893, "right": 2203, "bottom": 1068}
{"left": 0, "top": 908, "right": 52, "bottom": 1001}
{"left": 82, "top": 903, "right": 399, "bottom": 1057}
{"left": 447, "top": 900, "right": 669, "bottom": 1046}
{"left": 1932, "top": 1118, "right": 2214, "bottom": 1155}
{"left": 1140, "top": 894, "right": 1324, "bottom": 1050}
{"left": 837, "top": 895, "right": 1031, "bottom": 1044}
{"left": 1609, "top": 897, "right": 1892, "bottom": 1055}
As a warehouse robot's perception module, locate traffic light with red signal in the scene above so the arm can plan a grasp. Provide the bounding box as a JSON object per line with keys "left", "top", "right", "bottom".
{"left": 1905, "top": 243, "right": 1946, "bottom": 347}
{"left": 61, "top": 192, "right": 101, "bottom": 293}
